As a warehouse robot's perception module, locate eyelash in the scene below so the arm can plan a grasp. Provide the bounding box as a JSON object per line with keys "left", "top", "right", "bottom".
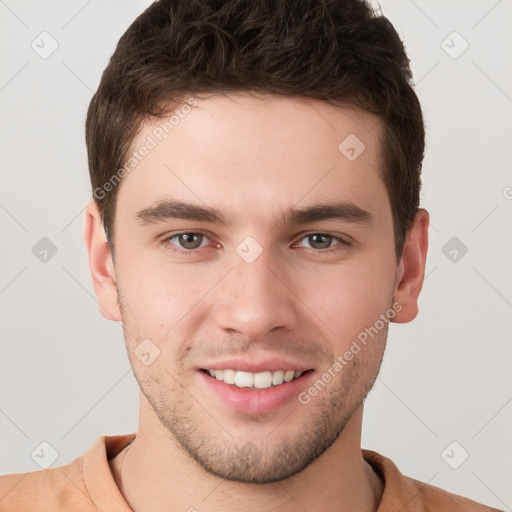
{"left": 162, "top": 231, "right": 351, "bottom": 256}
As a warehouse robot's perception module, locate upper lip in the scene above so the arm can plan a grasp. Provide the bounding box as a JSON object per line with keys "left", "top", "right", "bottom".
{"left": 199, "top": 358, "right": 314, "bottom": 373}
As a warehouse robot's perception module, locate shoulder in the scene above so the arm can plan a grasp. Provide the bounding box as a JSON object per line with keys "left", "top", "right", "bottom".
{"left": 407, "top": 475, "right": 503, "bottom": 511}
{"left": 362, "top": 449, "right": 503, "bottom": 512}
{"left": 0, "top": 434, "right": 135, "bottom": 511}
{"left": 0, "top": 456, "right": 94, "bottom": 511}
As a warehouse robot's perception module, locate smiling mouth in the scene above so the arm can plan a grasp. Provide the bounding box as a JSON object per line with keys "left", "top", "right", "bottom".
{"left": 200, "top": 368, "right": 313, "bottom": 389}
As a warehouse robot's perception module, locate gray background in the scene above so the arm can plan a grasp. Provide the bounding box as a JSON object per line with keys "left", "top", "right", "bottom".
{"left": 1, "top": 0, "right": 511, "bottom": 509}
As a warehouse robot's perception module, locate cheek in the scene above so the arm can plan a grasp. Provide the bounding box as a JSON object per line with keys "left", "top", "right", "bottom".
{"left": 116, "top": 257, "right": 222, "bottom": 339}
{"left": 300, "top": 257, "right": 395, "bottom": 343}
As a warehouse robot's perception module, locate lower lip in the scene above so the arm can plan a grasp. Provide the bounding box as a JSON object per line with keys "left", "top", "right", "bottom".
{"left": 198, "top": 370, "right": 314, "bottom": 415}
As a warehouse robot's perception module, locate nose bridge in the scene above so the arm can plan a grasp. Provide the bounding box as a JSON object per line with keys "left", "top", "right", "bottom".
{"left": 214, "top": 242, "right": 297, "bottom": 338}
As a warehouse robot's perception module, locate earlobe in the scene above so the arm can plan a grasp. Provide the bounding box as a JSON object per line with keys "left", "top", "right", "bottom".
{"left": 391, "top": 208, "right": 430, "bottom": 324}
{"left": 83, "top": 200, "right": 122, "bottom": 322}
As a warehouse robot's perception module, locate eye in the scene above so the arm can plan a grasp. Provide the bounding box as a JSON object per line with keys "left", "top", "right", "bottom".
{"left": 295, "top": 233, "right": 350, "bottom": 251}
{"left": 164, "top": 232, "right": 211, "bottom": 254}
{"left": 161, "top": 231, "right": 351, "bottom": 257}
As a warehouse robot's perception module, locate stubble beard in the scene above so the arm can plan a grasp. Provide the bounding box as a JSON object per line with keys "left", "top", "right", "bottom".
{"left": 134, "top": 341, "right": 385, "bottom": 484}
{"left": 116, "top": 283, "right": 389, "bottom": 484}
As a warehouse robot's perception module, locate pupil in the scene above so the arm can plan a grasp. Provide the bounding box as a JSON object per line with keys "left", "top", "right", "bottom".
{"left": 311, "top": 234, "right": 330, "bottom": 249}
{"left": 181, "top": 234, "right": 200, "bottom": 249}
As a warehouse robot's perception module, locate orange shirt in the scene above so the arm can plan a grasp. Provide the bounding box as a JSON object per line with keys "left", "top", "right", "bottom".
{"left": 0, "top": 433, "right": 502, "bottom": 511}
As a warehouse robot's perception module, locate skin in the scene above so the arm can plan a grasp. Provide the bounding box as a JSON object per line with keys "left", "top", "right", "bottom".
{"left": 83, "top": 92, "right": 429, "bottom": 512}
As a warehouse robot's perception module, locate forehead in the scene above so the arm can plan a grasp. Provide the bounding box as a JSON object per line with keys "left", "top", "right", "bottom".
{"left": 115, "top": 92, "right": 390, "bottom": 230}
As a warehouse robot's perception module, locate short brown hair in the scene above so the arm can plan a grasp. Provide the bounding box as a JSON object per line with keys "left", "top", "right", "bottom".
{"left": 86, "top": 0, "right": 424, "bottom": 262}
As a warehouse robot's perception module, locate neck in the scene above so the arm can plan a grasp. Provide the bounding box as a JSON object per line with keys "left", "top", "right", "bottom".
{"left": 110, "top": 394, "right": 383, "bottom": 512}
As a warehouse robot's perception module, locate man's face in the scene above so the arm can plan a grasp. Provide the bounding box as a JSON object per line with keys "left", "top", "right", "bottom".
{"left": 109, "top": 93, "right": 400, "bottom": 483}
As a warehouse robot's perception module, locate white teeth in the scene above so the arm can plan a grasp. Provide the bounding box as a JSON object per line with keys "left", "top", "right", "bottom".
{"left": 283, "top": 370, "right": 295, "bottom": 382}
{"left": 235, "top": 371, "right": 253, "bottom": 388}
{"left": 272, "top": 370, "right": 284, "bottom": 385}
{"left": 223, "top": 369, "right": 236, "bottom": 384}
{"left": 205, "top": 369, "right": 306, "bottom": 389}
{"left": 253, "top": 371, "right": 272, "bottom": 389}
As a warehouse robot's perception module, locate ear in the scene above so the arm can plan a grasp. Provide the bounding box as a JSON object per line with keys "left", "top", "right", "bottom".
{"left": 391, "top": 208, "right": 429, "bottom": 323}
{"left": 82, "top": 200, "right": 122, "bottom": 321}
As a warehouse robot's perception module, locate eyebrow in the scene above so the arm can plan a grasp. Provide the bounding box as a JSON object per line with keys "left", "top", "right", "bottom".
{"left": 135, "top": 199, "right": 373, "bottom": 227}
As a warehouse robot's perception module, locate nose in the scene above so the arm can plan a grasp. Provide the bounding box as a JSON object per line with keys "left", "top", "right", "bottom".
{"left": 212, "top": 246, "right": 299, "bottom": 340}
